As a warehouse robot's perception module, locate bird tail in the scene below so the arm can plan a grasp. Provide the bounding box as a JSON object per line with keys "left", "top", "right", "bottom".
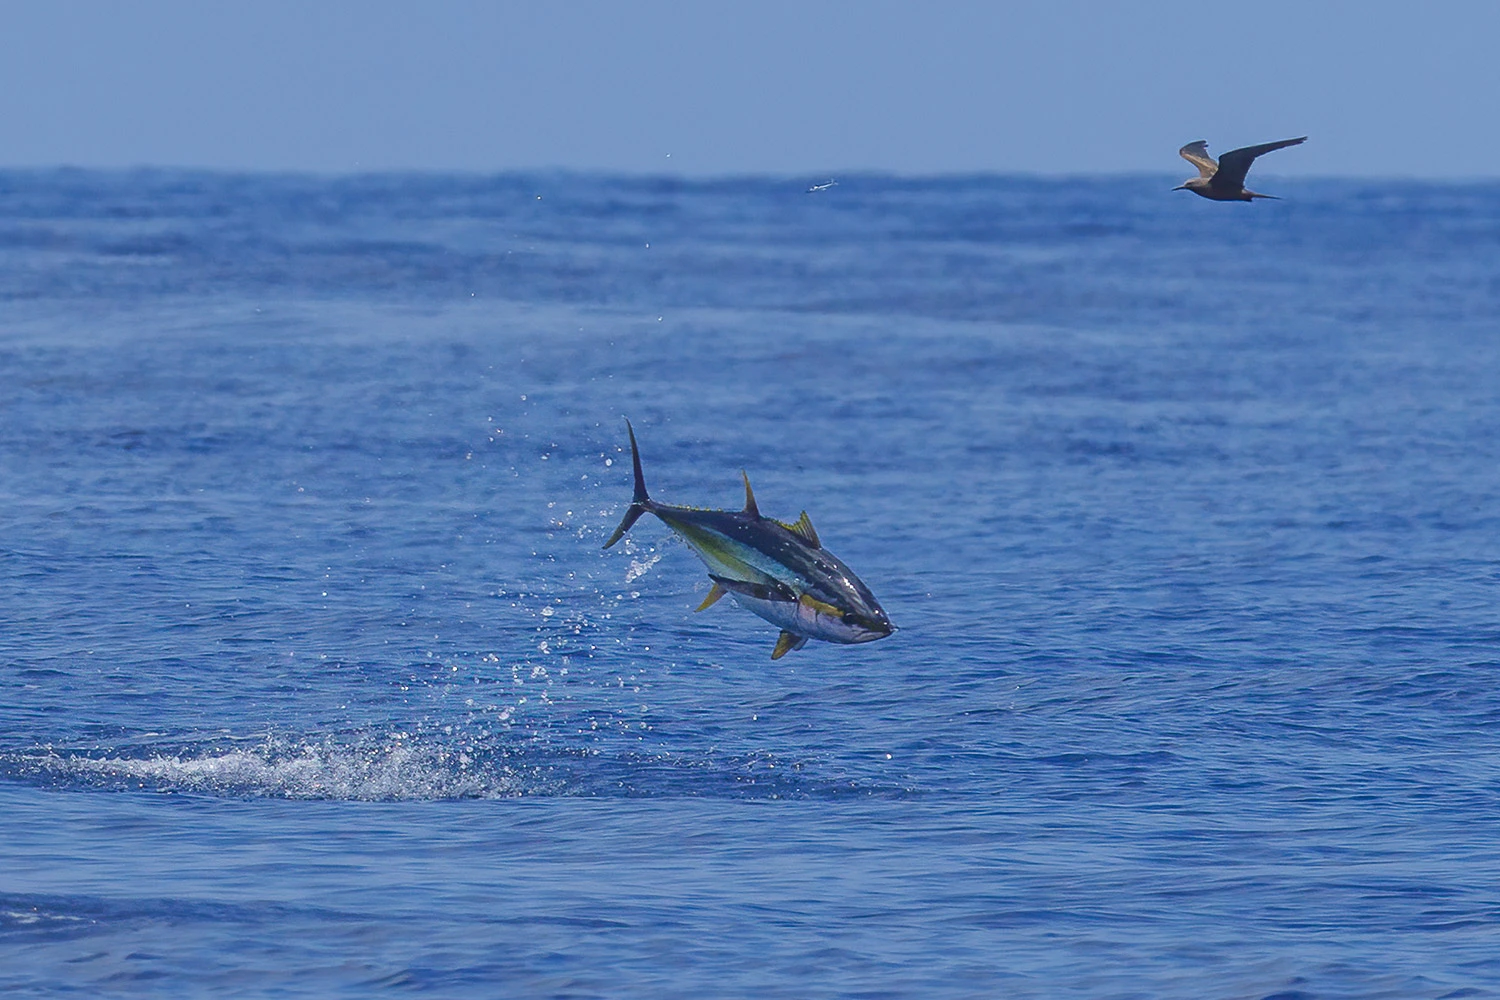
{"left": 1246, "top": 190, "right": 1281, "bottom": 200}
{"left": 603, "top": 420, "right": 651, "bottom": 549}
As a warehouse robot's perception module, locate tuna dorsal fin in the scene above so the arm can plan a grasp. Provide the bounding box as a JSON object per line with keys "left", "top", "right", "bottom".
{"left": 788, "top": 510, "right": 820, "bottom": 548}
{"left": 695, "top": 581, "right": 727, "bottom": 612}
{"left": 741, "top": 471, "right": 760, "bottom": 518}
{"left": 770, "top": 630, "right": 808, "bottom": 660}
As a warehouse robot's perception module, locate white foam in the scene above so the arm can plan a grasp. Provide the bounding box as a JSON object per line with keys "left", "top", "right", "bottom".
{"left": 0, "top": 909, "right": 87, "bottom": 927}
{"left": 27, "top": 741, "right": 521, "bottom": 801}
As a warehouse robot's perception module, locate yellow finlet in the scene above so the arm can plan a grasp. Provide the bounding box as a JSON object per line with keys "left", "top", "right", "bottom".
{"left": 695, "top": 581, "right": 727, "bottom": 612}
{"left": 770, "top": 630, "right": 806, "bottom": 660}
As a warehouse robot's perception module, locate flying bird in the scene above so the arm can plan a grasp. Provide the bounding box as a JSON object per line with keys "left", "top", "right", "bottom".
{"left": 603, "top": 422, "right": 894, "bottom": 659}
{"left": 1174, "top": 137, "right": 1307, "bottom": 201}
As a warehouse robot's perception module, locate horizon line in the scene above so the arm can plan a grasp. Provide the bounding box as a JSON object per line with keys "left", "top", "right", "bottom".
{"left": 1, "top": 163, "right": 1497, "bottom": 185}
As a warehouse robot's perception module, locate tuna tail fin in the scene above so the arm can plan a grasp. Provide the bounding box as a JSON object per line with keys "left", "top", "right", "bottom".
{"left": 603, "top": 420, "right": 651, "bottom": 549}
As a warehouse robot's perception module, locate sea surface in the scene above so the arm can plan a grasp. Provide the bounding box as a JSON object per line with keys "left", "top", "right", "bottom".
{"left": 2, "top": 168, "right": 1499, "bottom": 998}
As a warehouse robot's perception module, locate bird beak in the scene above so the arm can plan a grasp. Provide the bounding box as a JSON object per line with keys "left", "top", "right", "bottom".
{"left": 1171, "top": 184, "right": 1188, "bottom": 191}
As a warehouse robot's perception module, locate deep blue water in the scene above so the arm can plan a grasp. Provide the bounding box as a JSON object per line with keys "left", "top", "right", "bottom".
{"left": 2, "top": 168, "right": 1500, "bottom": 998}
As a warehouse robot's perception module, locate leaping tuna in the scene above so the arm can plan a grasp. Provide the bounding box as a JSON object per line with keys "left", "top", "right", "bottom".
{"left": 603, "top": 422, "right": 895, "bottom": 659}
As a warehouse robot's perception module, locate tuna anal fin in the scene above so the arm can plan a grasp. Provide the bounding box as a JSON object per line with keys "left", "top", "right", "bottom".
{"left": 695, "top": 581, "right": 727, "bottom": 612}
{"left": 789, "top": 510, "right": 821, "bottom": 548}
{"left": 770, "top": 630, "right": 809, "bottom": 660}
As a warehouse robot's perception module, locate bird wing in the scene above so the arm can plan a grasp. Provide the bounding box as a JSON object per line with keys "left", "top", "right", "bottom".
{"left": 1178, "top": 141, "right": 1218, "bottom": 178}
{"left": 1211, "top": 136, "right": 1307, "bottom": 190}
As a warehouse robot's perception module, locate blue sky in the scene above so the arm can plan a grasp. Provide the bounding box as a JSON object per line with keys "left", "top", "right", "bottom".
{"left": 1, "top": 1, "right": 1495, "bottom": 177}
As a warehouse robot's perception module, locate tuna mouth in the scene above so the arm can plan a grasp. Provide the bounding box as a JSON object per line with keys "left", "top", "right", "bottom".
{"left": 845, "top": 613, "right": 895, "bottom": 639}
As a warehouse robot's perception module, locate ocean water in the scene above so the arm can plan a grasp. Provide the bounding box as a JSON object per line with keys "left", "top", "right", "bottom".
{"left": 2, "top": 168, "right": 1499, "bottom": 998}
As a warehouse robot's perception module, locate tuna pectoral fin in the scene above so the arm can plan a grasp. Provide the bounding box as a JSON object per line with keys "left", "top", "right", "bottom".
{"left": 708, "top": 574, "right": 797, "bottom": 603}
{"left": 771, "top": 630, "right": 809, "bottom": 660}
{"left": 798, "top": 592, "right": 844, "bottom": 617}
{"left": 695, "top": 581, "right": 728, "bottom": 612}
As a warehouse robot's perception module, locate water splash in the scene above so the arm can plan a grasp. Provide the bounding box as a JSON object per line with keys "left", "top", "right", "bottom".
{"left": 12, "top": 738, "right": 524, "bottom": 801}
{"left": 624, "top": 552, "right": 662, "bottom": 583}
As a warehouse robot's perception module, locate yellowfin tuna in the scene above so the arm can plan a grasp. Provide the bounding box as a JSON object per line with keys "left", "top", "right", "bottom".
{"left": 603, "top": 422, "right": 895, "bottom": 659}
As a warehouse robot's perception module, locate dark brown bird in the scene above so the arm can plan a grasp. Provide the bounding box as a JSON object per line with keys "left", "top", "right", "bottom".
{"left": 1174, "top": 137, "right": 1306, "bottom": 201}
